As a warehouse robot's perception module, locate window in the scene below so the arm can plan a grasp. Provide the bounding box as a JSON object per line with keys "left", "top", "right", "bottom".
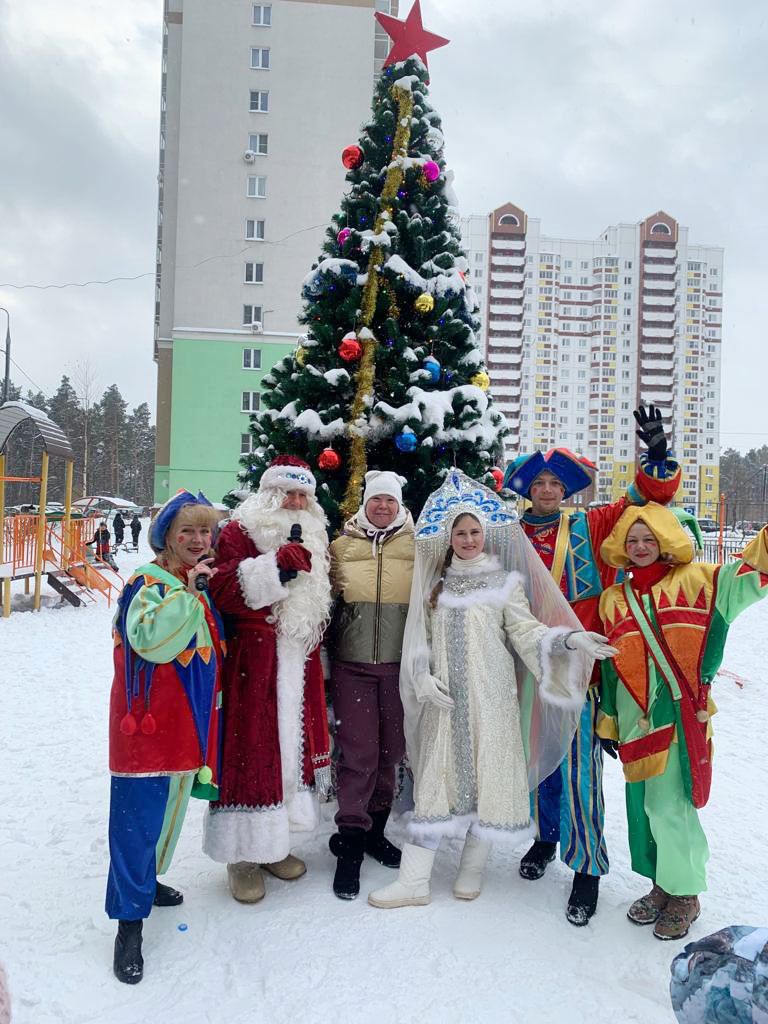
{"left": 498, "top": 213, "right": 519, "bottom": 225}
{"left": 246, "top": 218, "right": 265, "bottom": 240}
{"left": 243, "top": 304, "right": 263, "bottom": 326}
{"left": 243, "top": 348, "right": 262, "bottom": 369}
{"left": 474, "top": 252, "right": 484, "bottom": 262}
{"left": 249, "top": 90, "right": 269, "bottom": 112}
{"left": 248, "top": 132, "right": 268, "bottom": 155}
{"left": 247, "top": 175, "right": 267, "bottom": 197}
{"left": 244, "top": 262, "right": 264, "bottom": 283}
{"left": 242, "top": 391, "right": 261, "bottom": 413}
{"left": 474, "top": 269, "right": 483, "bottom": 279}
{"left": 251, "top": 47, "right": 270, "bottom": 69}
{"left": 252, "top": 3, "right": 272, "bottom": 25}
{"left": 650, "top": 222, "right": 671, "bottom": 235}
{"left": 241, "top": 433, "right": 255, "bottom": 455}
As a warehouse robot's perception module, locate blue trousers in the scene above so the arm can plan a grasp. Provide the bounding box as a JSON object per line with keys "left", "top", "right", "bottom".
{"left": 531, "top": 689, "right": 609, "bottom": 876}
{"left": 106, "top": 776, "right": 176, "bottom": 921}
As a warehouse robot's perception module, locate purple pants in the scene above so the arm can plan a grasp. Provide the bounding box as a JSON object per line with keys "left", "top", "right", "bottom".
{"left": 330, "top": 661, "right": 406, "bottom": 831}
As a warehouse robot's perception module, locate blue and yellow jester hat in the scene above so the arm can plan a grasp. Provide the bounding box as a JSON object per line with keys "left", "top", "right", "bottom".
{"left": 149, "top": 489, "right": 215, "bottom": 553}
{"left": 504, "top": 448, "right": 595, "bottom": 501}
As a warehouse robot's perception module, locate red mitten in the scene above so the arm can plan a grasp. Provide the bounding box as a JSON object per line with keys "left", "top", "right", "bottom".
{"left": 276, "top": 543, "right": 312, "bottom": 574}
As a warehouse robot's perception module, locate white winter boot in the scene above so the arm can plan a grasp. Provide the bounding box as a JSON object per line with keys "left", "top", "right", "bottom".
{"left": 453, "top": 833, "right": 492, "bottom": 900}
{"left": 367, "top": 843, "right": 436, "bottom": 909}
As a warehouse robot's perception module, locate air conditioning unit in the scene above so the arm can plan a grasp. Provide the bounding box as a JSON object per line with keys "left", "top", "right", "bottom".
{"left": 251, "top": 320, "right": 263, "bottom": 333}
{"left": 243, "top": 150, "right": 257, "bottom": 163}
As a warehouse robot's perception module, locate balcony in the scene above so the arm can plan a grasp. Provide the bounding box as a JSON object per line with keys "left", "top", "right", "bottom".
{"left": 643, "top": 279, "right": 676, "bottom": 291}
{"left": 492, "top": 238, "right": 525, "bottom": 251}
{"left": 644, "top": 247, "right": 678, "bottom": 259}
{"left": 643, "top": 261, "right": 676, "bottom": 275}
{"left": 642, "top": 327, "right": 675, "bottom": 338}
{"left": 491, "top": 255, "right": 525, "bottom": 268}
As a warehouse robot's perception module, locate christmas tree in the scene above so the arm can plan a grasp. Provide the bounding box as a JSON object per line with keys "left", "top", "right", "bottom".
{"left": 240, "top": 2, "right": 508, "bottom": 529}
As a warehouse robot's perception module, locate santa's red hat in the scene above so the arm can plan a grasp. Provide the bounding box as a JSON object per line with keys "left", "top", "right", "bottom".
{"left": 259, "top": 455, "right": 317, "bottom": 495}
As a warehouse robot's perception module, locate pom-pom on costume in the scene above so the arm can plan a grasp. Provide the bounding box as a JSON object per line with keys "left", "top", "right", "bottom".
{"left": 598, "top": 504, "right": 768, "bottom": 929}
{"left": 106, "top": 490, "right": 224, "bottom": 923}
{"left": 505, "top": 448, "right": 681, "bottom": 891}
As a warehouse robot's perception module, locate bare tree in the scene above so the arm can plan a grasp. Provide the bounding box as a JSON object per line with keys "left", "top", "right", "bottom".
{"left": 73, "top": 360, "right": 98, "bottom": 498}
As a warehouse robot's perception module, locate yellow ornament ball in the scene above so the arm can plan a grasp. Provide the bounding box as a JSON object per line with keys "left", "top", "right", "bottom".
{"left": 295, "top": 346, "right": 306, "bottom": 366}
{"left": 414, "top": 292, "right": 435, "bottom": 314}
{"left": 471, "top": 370, "right": 490, "bottom": 391}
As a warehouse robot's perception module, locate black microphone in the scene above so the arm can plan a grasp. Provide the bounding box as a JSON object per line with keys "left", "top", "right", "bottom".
{"left": 195, "top": 554, "right": 210, "bottom": 592}
{"left": 278, "top": 524, "right": 303, "bottom": 584}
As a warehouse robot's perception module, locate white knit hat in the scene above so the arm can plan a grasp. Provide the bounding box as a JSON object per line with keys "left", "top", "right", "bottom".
{"left": 362, "top": 470, "right": 406, "bottom": 509}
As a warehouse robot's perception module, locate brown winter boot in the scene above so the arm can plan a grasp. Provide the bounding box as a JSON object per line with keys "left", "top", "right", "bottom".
{"left": 227, "top": 862, "right": 266, "bottom": 903}
{"left": 261, "top": 854, "right": 306, "bottom": 881}
{"left": 653, "top": 895, "right": 700, "bottom": 940}
{"left": 627, "top": 883, "right": 669, "bottom": 925}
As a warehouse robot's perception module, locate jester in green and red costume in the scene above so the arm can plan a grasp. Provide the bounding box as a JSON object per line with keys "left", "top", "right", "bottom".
{"left": 597, "top": 503, "right": 768, "bottom": 940}
{"left": 504, "top": 403, "right": 681, "bottom": 926}
{"left": 106, "top": 490, "right": 224, "bottom": 985}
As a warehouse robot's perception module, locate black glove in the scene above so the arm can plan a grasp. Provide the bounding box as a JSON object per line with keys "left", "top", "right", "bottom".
{"left": 600, "top": 738, "right": 619, "bottom": 759}
{"left": 633, "top": 403, "right": 667, "bottom": 462}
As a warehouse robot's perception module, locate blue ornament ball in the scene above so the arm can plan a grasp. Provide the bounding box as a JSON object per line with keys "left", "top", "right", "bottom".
{"left": 423, "top": 355, "right": 441, "bottom": 382}
{"left": 395, "top": 431, "right": 418, "bottom": 453}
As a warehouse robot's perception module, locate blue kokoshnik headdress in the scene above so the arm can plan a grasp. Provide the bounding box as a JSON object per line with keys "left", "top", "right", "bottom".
{"left": 414, "top": 469, "right": 519, "bottom": 559}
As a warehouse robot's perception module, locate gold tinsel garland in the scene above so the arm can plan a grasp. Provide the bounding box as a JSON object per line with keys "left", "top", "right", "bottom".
{"left": 340, "top": 83, "right": 415, "bottom": 520}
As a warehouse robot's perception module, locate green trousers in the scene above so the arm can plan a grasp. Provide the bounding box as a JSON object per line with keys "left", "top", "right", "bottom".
{"left": 625, "top": 742, "right": 709, "bottom": 896}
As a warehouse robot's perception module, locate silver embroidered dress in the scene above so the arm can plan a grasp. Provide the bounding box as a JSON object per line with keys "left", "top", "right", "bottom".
{"left": 399, "top": 470, "right": 592, "bottom": 847}
{"left": 410, "top": 554, "right": 576, "bottom": 843}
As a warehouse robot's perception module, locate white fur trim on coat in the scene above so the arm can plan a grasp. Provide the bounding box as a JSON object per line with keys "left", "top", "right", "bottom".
{"left": 203, "top": 790, "right": 317, "bottom": 864}
{"left": 538, "top": 626, "right": 586, "bottom": 710}
{"left": 437, "top": 570, "right": 524, "bottom": 611}
{"left": 237, "top": 551, "right": 288, "bottom": 611}
{"left": 404, "top": 811, "right": 536, "bottom": 849}
{"left": 275, "top": 633, "right": 307, "bottom": 805}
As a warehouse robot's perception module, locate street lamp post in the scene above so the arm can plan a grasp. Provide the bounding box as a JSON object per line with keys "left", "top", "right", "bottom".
{"left": 0, "top": 307, "right": 10, "bottom": 404}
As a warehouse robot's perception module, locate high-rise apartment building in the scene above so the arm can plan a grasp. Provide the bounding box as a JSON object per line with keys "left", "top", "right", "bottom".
{"left": 461, "top": 205, "right": 723, "bottom": 515}
{"left": 154, "top": 0, "right": 397, "bottom": 501}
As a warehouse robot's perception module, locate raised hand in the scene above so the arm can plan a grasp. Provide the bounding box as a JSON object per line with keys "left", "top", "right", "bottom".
{"left": 633, "top": 403, "right": 667, "bottom": 461}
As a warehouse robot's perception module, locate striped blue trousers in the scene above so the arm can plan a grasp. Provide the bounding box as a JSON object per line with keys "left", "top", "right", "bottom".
{"left": 531, "top": 689, "right": 609, "bottom": 876}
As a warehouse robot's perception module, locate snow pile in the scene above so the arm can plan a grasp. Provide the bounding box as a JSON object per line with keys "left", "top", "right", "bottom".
{"left": 1, "top": 543, "right": 767, "bottom": 1022}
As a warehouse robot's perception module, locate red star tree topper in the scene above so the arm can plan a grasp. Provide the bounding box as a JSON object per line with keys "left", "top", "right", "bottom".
{"left": 374, "top": 0, "right": 449, "bottom": 70}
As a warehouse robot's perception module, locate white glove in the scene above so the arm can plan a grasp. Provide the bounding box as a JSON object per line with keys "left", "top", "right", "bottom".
{"left": 414, "top": 673, "right": 454, "bottom": 711}
{"left": 565, "top": 631, "right": 618, "bottom": 661}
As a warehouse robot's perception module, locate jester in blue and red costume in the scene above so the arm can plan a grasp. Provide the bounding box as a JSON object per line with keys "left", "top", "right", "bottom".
{"left": 504, "top": 403, "right": 681, "bottom": 925}
{"left": 106, "top": 490, "right": 224, "bottom": 985}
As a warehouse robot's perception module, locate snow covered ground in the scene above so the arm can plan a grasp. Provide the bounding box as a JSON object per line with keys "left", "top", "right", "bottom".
{"left": 1, "top": 533, "right": 767, "bottom": 1024}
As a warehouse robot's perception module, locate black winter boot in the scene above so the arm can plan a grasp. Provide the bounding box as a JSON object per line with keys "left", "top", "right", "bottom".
{"left": 365, "top": 809, "right": 401, "bottom": 868}
{"left": 329, "top": 828, "right": 366, "bottom": 900}
{"left": 154, "top": 881, "right": 184, "bottom": 907}
{"left": 113, "top": 920, "right": 144, "bottom": 984}
{"left": 519, "top": 840, "right": 557, "bottom": 881}
{"left": 566, "top": 872, "right": 600, "bottom": 926}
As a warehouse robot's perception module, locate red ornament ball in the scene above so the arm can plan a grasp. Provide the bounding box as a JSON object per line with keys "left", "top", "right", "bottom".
{"left": 423, "top": 160, "right": 440, "bottom": 183}
{"left": 318, "top": 448, "right": 341, "bottom": 471}
{"left": 342, "top": 145, "right": 363, "bottom": 170}
{"left": 338, "top": 333, "right": 362, "bottom": 362}
{"left": 490, "top": 467, "right": 504, "bottom": 492}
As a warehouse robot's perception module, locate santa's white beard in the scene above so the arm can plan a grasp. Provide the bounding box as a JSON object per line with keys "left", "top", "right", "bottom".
{"left": 235, "top": 501, "right": 331, "bottom": 652}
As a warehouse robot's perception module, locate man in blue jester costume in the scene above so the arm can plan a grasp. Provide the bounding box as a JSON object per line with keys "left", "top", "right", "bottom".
{"left": 106, "top": 490, "right": 224, "bottom": 984}
{"left": 504, "top": 403, "right": 681, "bottom": 925}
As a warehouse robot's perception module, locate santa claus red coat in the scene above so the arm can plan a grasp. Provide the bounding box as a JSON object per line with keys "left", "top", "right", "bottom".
{"left": 203, "top": 462, "right": 332, "bottom": 865}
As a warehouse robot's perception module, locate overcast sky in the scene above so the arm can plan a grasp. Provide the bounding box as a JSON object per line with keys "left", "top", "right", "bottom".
{"left": 1, "top": 0, "right": 766, "bottom": 453}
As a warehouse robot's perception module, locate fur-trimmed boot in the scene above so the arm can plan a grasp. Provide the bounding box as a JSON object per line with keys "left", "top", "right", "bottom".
{"left": 453, "top": 833, "right": 492, "bottom": 900}
{"left": 329, "top": 828, "right": 366, "bottom": 900}
{"left": 113, "top": 920, "right": 143, "bottom": 985}
{"left": 367, "top": 843, "right": 435, "bottom": 909}
{"left": 365, "top": 809, "right": 402, "bottom": 868}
